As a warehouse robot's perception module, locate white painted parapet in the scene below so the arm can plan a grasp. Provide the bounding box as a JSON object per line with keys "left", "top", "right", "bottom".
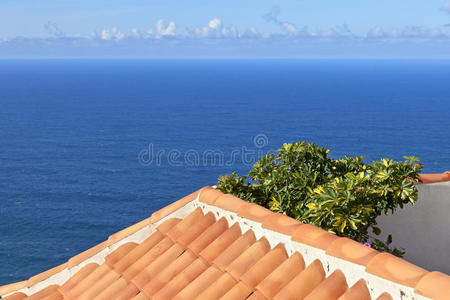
{"left": 377, "top": 181, "right": 450, "bottom": 274}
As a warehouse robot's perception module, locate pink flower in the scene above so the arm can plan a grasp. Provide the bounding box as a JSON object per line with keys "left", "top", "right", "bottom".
{"left": 364, "top": 243, "right": 371, "bottom": 248}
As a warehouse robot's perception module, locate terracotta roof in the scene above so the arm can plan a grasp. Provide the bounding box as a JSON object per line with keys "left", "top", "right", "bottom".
{"left": 1, "top": 186, "right": 450, "bottom": 300}
{"left": 418, "top": 172, "right": 450, "bottom": 184}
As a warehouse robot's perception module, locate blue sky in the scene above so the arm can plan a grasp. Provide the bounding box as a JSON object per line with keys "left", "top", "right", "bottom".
{"left": 1, "top": 0, "right": 450, "bottom": 58}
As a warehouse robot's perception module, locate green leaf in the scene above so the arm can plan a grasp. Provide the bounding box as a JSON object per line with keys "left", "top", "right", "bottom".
{"left": 373, "top": 227, "right": 381, "bottom": 235}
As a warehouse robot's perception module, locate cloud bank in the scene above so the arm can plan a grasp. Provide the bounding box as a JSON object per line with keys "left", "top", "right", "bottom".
{"left": 2, "top": 13, "right": 450, "bottom": 58}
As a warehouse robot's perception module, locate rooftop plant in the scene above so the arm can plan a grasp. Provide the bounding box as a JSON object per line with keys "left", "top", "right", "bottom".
{"left": 217, "top": 141, "right": 423, "bottom": 257}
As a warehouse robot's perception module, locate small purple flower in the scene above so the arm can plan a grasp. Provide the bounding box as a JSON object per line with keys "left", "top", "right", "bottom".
{"left": 364, "top": 243, "right": 371, "bottom": 248}
{"left": 385, "top": 241, "right": 390, "bottom": 247}
{"left": 401, "top": 247, "right": 406, "bottom": 251}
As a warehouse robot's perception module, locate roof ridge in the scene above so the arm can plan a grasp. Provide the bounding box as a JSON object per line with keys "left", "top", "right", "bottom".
{"left": 418, "top": 171, "right": 450, "bottom": 184}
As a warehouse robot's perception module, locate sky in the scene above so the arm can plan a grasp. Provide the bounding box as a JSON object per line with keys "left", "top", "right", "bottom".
{"left": 1, "top": 0, "right": 450, "bottom": 58}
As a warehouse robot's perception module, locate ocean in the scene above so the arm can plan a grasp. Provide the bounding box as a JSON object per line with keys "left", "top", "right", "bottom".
{"left": 0, "top": 59, "right": 449, "bottom": 285}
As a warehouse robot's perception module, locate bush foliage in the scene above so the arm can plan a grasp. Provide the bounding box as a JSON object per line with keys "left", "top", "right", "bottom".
{"left": 217, "top": 141, "right": 423, "bottom": 256}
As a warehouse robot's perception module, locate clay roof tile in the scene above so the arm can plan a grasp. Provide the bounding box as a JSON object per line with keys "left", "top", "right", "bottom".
{"left": 59, "top": 263, "right": 99, "bottom": 297}
{"left": 121, "top": 236, "right": 174, "bottom": 281}
{"left": 152, "top": 188, "right": 202, "bottom": 222}
{"left": 219, "top": 281, "right": 253, "bottom": 300}
{"left": 199, "top": 222, "right": 242, "bottom": 263}
{"left": 166, "top": 207, "right": 204, "bottom": 241}
{"left": 174, "top": 211, "right": 216, "bottom": 247}
{"left": 131, "top": 242, "right": 184, "bottom": 289}
{"left": 366, "top": 252, "right": 428, "bottom": 287}
{"left": 337, "top": 279, "right": 371, "bottom": 300}
{"left": 326, "top": 237, "right": 379, "bottom": 266}
{"left": 141, "top": 249, "right": 197, "bottom": 297}
{"left": 2, "top": 292, "right": 27, "bottom": 300}
{"left": 292, "top": 223, "right": 339, "bottom": 250}
{"left": 173, "top": 266, "right": 223, "bottom": 300}
{"left": 214, "top": 193, "right": 248, "bottom": 212}
{"left": 156, "top": 217, "right": 181, "bottom": 234}
{"left": 0, "top": 282, "right": 27, "bottom": 298}
{"left": 376, "top": 292, "right": 393, "bottom": 300}
{"left": 27, "top": 262, "right": 67, "bottom": 287}
{"left": 151, "top": 258, "right": 208, "bottom": 300}
{"left": 198, "top": 186, "right": 224, "bottom": 204}
{"left": 67, "top": 241, "right": 108, "bottom": 268}
{"left": 212, "top": 229, "right": 256, "bottom": 271}
{"left": 105, "top": 242, "right": 138, "bottom": 267}
{"left": 237, "top": 202, "right": 273, "bottom": 222}
{"left": 240, "top": 243, "right": 288, "bottom": 289}
{"left": 26, "top": 285, "right": 60, "bottom": 300}
{"left": 112, "top": 230, "right": 165, "bottom": 273}
{"left": 414, "top": 271, "right": 450, "bottom": 300}
{"left": 188, "top": 216, "right": 229, "bottom": 255}
{"left": 262, "top": 212, "right": 303, "bottom": 235}
{"left": 256, "top": 252, "right": 305, "bottom": 298}
{"left": 2, "top": 186, "right": 449, "bottom": 300}
{"left": 196, "top": 272, "right": 238, "bottom": 300}
{"left": 303, "top": 270, "right": 348, "bottom": 300}
{"left": 273, "top": 259, "right": 326, "bottom": 300}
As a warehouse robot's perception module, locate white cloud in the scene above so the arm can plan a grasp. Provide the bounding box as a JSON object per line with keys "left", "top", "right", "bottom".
{"left": 208, "top": 18, "right": 222, "bottom": 30}
{"left": 281, "top": 22, "right": 299, "bottom": 35}
{"left": 44, "top": 22, "right": 64, "bottom": 37}
{"left": 441, "top": 0, "right": 450, "bottom": 13}
{"left": 221, "top": 25, "right": 239, "bottom": 38}
{"left": 367, "top": 26, "right": 387, "bottom": 38}
{"left": 156, "top": 20, "right": 176, "bottom": 38}
{"left": 186, "top": 18, "right": 240, "bottom": 38}
{"left": 100, "top": 27, "right": 125, "bottom": 41}
{"left": 33, "top": 17, "right": 450, "bottom": 46}
{"left": 128, "top": 20, "right": 176, "bottom": 39}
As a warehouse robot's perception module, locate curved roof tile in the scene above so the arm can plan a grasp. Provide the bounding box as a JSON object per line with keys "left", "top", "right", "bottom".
{"left": 1, "top": 186, "right": 449, "bottom": 300}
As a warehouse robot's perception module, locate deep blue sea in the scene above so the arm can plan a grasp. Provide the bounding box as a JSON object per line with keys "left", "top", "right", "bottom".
{"left": 0, "top": 59, "right": 449, "bottom": 285}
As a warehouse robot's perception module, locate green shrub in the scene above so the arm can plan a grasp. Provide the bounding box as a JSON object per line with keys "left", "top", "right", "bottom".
{"left": 217, "top": 141, "right": 423, "bottom": 256}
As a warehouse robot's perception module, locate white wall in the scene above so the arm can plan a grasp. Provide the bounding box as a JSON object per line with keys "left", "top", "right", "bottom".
{"left": 377, "top": 182, "right": 450, "bottom": 273}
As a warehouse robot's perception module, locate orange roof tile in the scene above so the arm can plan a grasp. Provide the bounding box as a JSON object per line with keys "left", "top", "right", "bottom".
{"left": 1, "top": 186, "right": 448, "bottom": 300}
{"left": 326, "top": 237, "right": 379, "bottom": 266}
{"left": 198, "top": 186, "right": 224, "bottom": 205}
{"left": 261, "top": 212, "right": 303, "bottom": 235}
{"left": 2, "top": 292, "right": 27, "bottom": 300}
{"left": 414, "top": 271, "right": 450, "bottom": 300}
{"left": 107, "top": 216, "right": 152, "bottom": 245}
{"left": 366, "top": 252, "right": 428, "bottom": 287}
{"left": 237, "top": 202, "right": 273, "bottom": 223}
{"left": 247, "top": 290, "right": 268, "bottom": 300}
{"left": 220, "top": 281, "right": 253, "bottom": 300}
{"left": 376, "top": 292, "right": 394, "bottom": 300}
{"left": 273, "top": 259, "right": 326, "bottom": 300}
{"left": 240, "top": 243, "right": 288, "bottom": 289}
{"left": 303, "top": 270, "right": 348, "bottom": 300}
{"left": 214, "top": 193, "right": 248, "bottom": 212}
{"left": 0, "top": 281, "right": 27, "bottom": 297}
{"left": 338, "top": 279, "right": 371, "bottom": 300}
{"left": 197, "top": 272, "right": 237, "bottom": 299}
{"left": 418, "top": 172, "right": 450, "bottom": 184}
{"left": 291, "top": 223, "right": 339, "bottom": 250}
{"left": 256, "top": 252, "right": 305, "bottom": 298}
{"left": 199, "top": 223, "right": 241, "bottom": 263}
{"left": 66, "top": 241, "right": 108, "bottom": 268}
